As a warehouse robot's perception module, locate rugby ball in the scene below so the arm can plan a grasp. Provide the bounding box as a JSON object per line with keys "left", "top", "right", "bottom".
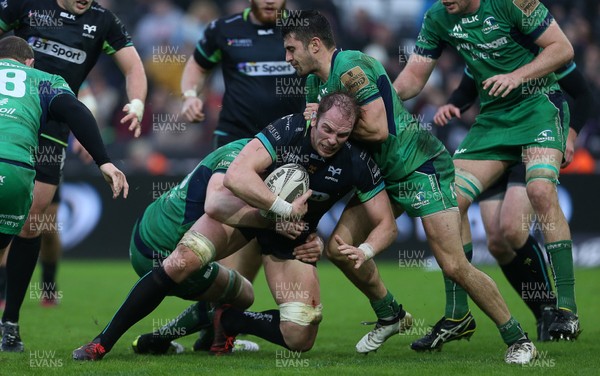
{"left": 264, "top": 163, "right": 310, "bottom": 203}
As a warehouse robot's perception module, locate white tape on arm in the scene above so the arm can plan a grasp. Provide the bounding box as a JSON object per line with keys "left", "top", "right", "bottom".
{"left": 269, "top": 196, "right": 293, "bottom": 217}
{"left": 358, "top": 243, "right": 375, "bottom": 261}
{"left": 127, "top": 98, "right": 144, "bottom": 122}
{"left": 183, "top": 89, "right": 197, "bottom": 98}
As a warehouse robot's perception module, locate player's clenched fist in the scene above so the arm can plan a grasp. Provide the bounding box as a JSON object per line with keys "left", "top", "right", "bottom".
{"left": 182, "top": 96, "right": 206, "bottom": 122}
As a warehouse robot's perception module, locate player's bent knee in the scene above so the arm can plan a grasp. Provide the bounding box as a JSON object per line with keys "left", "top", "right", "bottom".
{"left": 217, "top": 269, "right": 254, "bottom": 309}
{"left": 279, "top": 302, "right": 322, "bottom": 351}
{"left": 279, "top": 321, "right": 317, "bottom": 352}
{"left": 455, "top": 168, "right": 483, "bottom": 202}
{"left": 177, "top": 230, "right": 215, "bottom": 267}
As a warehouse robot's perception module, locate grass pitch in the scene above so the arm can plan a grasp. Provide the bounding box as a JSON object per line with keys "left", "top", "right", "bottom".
{"left": 1, "top": 261, "right": 598, "bottom": 375}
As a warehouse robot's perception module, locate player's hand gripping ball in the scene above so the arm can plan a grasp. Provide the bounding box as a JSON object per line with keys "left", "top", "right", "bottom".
{"left": 262, "top": 163, "right": 310, "bottom": 219}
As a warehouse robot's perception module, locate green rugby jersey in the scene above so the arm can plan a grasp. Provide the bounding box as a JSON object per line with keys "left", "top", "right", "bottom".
{"left": 306, "top": 50, "right": 445, "bottom": 181}
{"left": 415, "top": 0, "right": 560, "bottom": 112}
{"left": 138, "top": 139, "right": 250, "bottom": 257}
{"left": 0, "top": 59, "right": 73, "bottom": 165}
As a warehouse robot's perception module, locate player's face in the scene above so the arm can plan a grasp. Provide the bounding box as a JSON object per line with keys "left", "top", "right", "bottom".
{"left": 440, "top": 0, "right": 477, "bottom": 15}
{"left": 250, "top": 0, "right": 286, "bottom": 25}
{"left": 57, "top": 0, "right": 93, "bottom": 15}
{"left": 284, "top": 35, "right": 316, "bottom": 76}
{"left": 311, "top": 106, "right": 354, "bottom": 158}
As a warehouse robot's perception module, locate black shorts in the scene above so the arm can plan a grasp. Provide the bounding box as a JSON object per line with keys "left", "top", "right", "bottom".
{"left": 51, "top": 185, "right": 61, "bottom": 204}
{"left": 34, "top": 124, "right": 68, "bottom": 186}
{"left": 478, "top": 163, "right": 526, "bottom": 201}
{"left": 253, "top": 229, "right": 316, "bottom": 265}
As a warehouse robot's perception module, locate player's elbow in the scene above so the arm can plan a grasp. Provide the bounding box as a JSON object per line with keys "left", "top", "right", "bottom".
{"left": 204, "top": 199, "right": 225, "bottom": 221}
{"left": 564, "top": 44, "right": 574, "bottom": 63}
{"left": 223, "top": 167, "right": 242, "bottom": 196}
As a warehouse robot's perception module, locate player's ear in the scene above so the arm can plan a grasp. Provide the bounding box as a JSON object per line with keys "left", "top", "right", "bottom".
{"left": 310, "top": 37, "right": 320, "bottom": 52}
{"left": 25, "top": 58, "right": 34, "bottom": 67}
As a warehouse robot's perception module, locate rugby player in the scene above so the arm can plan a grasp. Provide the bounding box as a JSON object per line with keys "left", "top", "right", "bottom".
{"left": 282, "top": 10, "right": 536, "bottom": 363}
{"left": 0, "top": 0, "right": 146, "bottom": 352}
{"left": 73, "top": 92, "right": 397, "bottom": 359}
{"left": 0, "top": 36, "right": 128, "bottom": 351}
{"left": 394, "top": 0, "right": 579, "bottom": 357}
{"left": 430, "top": 62, "right": 593, "bottom": 342}
{"left": 136, "top": 92, "right": 399, "bottom": 355}
{"left": 180, "top": 0, "right": 304, "bottom": 350}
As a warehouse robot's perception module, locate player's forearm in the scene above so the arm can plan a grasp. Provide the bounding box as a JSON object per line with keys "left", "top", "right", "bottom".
{"left": 362, "top": 218, "right": 397, "bottom": 257}
{"left": 448, "top": 73, "right": 478, "bottom": 112}
{"left": 514, "top": 44, "right": 573, "bottom": 83}
{"left": 114, "top": 47, "right": 147, "bottom": 103}
{"left": 224, "top": 169, "right": 278, "bottom": 213}
{"left": 124, "top": 59, "right": 147, "bottom": 103}
{"left": 205, "top": 191, "right": 272, "bottom": 228}
{"left": 49, "top": 95, "right": 111, "bottom": 166}
{"left": 394, "top": 73, "right": 422, "bottom": 101}
{"left": 181, "top": 58, "right": 208, "bottom": 97}
{"left": 394, "top": 54, "right": 434, "bottom": 100}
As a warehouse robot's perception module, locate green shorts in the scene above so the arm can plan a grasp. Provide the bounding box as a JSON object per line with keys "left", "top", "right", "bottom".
{"left": 0, "top": 162, "right": 35, "bottom": 235}
{"left": 129, "top": 221, "right": 219, "bottom": 300}
{"left": 386, "top": 151, "right": 458, "bottom": 218}
{"left": 454, "top": 92, "right": 569, "bottom": 161}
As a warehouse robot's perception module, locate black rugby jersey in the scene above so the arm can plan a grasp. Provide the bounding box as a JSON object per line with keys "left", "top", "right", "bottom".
{"left": 195, "top": 8, "right": 304, "bottom": 139}
{"left": 256, "top": 113, "right": 384, "bottom": 231}
{"left": 0, "top": 0, "right": 132, "bottom": 95}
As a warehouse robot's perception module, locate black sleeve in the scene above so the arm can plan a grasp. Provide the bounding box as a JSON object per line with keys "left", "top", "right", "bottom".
{"left": 558, "top": 67, "right": 595, "bottom": 133}
{"left": 447, "top": 72, "right": 478, "bottom": 112}
{"left": 48, "top": 94, "right": 111, "bottom": 166}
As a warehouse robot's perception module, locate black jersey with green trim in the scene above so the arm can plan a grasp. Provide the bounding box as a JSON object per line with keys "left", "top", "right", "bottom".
{"left": 0, "top": 0, "right": 132, "bottom": 95}
{"left": 256, "top": 113, "right": 384, "bottom": 232}
{"left": 194, "top": 8, "right": 304, "bottom": 139}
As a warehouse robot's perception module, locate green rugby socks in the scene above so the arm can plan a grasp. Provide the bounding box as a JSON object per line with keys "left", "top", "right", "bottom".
{"left": 546, "top": 240, "right": 576, "bottom": 313}
{"left": 443, "top": 243, "right": 472, "bottom": 319}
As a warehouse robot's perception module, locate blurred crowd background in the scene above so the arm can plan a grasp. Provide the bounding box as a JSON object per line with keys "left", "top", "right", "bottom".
{"left": 69, "top": 0, "right": 600, "bottom": 176}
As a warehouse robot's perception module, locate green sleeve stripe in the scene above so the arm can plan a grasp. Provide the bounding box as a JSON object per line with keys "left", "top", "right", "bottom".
{"left": 243, "top": 8, "right": 251, "bottom": 21}
{"left": 40, "top": 134, "right": 68, "bottom": 147}
{"left": 464, "top": 67, "right": 474, "bottom": 79}
{"left": 102, "top": 41, "right": 117, "bottom": 55}
{"left": 555, "top": 62, "right": 576, "bottom": 80}
{"left": 356, "top": 182, "right": 385, "bottom": 203}
{"left": 0, "top": 19, "right": 10, "bottom": 31}
{"left": 197, "top": 43, "right": 222, "bottom": 64}
{"left": 526, "top": 164, "right": 559, "bottom": 174}
{"left": 255, "top": 133, "right": 277, "bottom": 162}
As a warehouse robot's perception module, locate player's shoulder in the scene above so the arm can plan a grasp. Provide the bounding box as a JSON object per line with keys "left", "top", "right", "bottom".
{"left": 270, "top": 113, "right": 306, "bottom": 131}
{"left": 263, "top": 113, "right": 306, "bottom": 143}
{"left": 335, "top": 50, "right": 376, "bottom": 70}
{"left": 336, "top": 140, "right": 371, "bottom": 165}
{"left": 334, "top": 50, "right": 381, "bottom": 85}
{"left": 422, "top": 1, "right": 453, "bottom": 21}
{"left": 85, "top": 2, "right": 121, "bottom": 24}
{"left": 87, "top": 2, "right": 111, "bottom": 17}
{"left": 209, "top": 10, "right": 247, "bottom": 31}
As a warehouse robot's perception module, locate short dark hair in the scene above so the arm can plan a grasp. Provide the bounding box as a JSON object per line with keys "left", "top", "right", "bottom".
{"left": 280, "top": 10, "right": 335, "bottom": 49}
{"left": 317, "top": 92, "right": 361, "bottom": 128}
{"left": 0, "top": 36, "right": 34, "bottom": 63}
